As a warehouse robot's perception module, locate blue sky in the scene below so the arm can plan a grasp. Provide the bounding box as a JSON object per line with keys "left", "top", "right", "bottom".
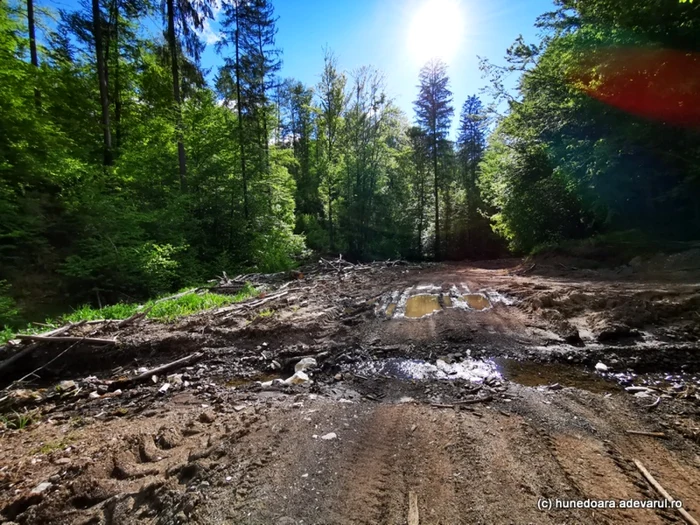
{"left": 200, "top": 0, "right": 554, "bottom": 131}
{"left": 54, "top": 0, "right": 554, "bottom": 130}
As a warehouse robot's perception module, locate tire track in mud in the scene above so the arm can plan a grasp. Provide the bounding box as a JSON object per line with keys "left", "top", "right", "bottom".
{"left": 326, "top": 404, "right": 405, "bottom": 524}
{"left": 448, "top": 408, "right": 597, "bottom": 525}
{"left": 518, "top": 389, "right": 697, "bottom": 524}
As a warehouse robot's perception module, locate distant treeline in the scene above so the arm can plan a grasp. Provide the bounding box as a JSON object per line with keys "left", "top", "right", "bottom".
{"left": 0, "top": 0, "right": 698, "bottom": 324}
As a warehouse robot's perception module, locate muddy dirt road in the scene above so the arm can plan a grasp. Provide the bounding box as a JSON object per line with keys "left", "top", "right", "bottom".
{"left": 1, "top": 257, "right": 700, "bottom": 524}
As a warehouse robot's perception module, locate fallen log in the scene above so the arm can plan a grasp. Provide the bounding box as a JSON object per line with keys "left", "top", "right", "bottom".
{"left": 16, "top": 335, "right": 116, "bottom": 345}
{"left": 109, "top": 352, "right": 203, "bottom": 390}
{"left": 634, "top": 459, "right": 699, "bottom": 525}
{"left": 0, "top": 322, "right": 86, "bottom": 376}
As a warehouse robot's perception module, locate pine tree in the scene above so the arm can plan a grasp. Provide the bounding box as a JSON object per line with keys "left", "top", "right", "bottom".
{"left": 457, "top": 95, "right": 487, "bottom": 245}
{"left": 413, "top": 58, "right": 453, "bottom": 259}
{"left": 162, "top": 0, "right": 213, "bottom": 189}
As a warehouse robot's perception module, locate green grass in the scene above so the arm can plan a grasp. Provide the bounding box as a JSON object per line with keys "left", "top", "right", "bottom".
{"left": 0, "top": 410, "right": 36, "bottom": 430}
{"left": 0, "top": 283, "right": 258, "bottom": 345}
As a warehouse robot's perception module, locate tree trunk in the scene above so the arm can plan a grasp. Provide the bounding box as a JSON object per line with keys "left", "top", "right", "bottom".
{"left": 92, "top": 0, "right": 112, "bottom": 166}
{"left": 234, "top": 3, "right": 249, "bottom": 221}
{"left": 433, "top": 135, "right": 440, "bottom": 260}
{"left": 112, "top": 0, "right": 122, "bottom": 150}
{"left": 167, "top": 0, "right": 187, "bottom": 190}
{"left": 27, "top": 0, "right": 40, "bottom": 105}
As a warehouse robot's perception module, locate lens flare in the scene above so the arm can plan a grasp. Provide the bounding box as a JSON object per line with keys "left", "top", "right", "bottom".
{"left": 572, "top": 47, "right": 700, "bottom": 126}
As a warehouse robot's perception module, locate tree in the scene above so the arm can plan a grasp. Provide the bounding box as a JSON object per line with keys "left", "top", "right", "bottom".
{"left": 162, "top": 0, "right": 213, "bottom": 189}
{"left": 413, "top": 58, "right": 453, "bottom": 259}
{"left": 27, "top": 0, "right": 39, "bottom": 104}
{"left": 316, "top": 49, "right": 346, "bottom": 251}
{"left": 93, "top": 0, "right": 112, "bottom": 165}
{"left": 457, "top": 95, "right": 487, "bottom": 245}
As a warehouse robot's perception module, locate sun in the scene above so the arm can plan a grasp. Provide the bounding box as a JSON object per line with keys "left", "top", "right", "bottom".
{"left": 407, "top": 0, "right": 465, "bottom": 65}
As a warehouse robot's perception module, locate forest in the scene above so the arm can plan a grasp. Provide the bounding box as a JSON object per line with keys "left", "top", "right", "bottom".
{"left": 1, "top": 0, "right": 699, "bottom": 326}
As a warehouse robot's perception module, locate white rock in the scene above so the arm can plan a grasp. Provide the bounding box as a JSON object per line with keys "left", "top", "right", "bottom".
{"left": 158, "top": 383, "right": 171, "bottom": 394}
{"left": 137, "top": 367, "right": 149, "bottom": 374}
{"left": 167, "top": 373, "right": 183, "bottom": 386}
{"left": 285, "top": 371, "right": 310, "bottom": 385}
{"left": 57, "top": 380, "right": 76, "bottom": 391}
{"left": 320, "top": 432, "right": 337, "bottom": 440}
{"left": 295, "top": 357, "right": 317, "bottom": 372}
{"left": 31, "top": 482, "right": 52, "bottom": 494}
{"left": 595, "top": 362, "right": 608, "bottom": 372}
{"left": 89, "top": 391, "right": 101, "bottom": 399}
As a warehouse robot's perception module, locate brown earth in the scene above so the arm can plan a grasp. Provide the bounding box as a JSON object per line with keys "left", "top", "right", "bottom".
{"left": 1, "top": 256, "right": 700, "bottom": 524}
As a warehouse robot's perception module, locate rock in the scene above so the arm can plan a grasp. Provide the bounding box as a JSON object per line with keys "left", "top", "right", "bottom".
{"left": 89, "top": 391, "right": 101, "bottom": 399}
{"left": 137, "top": 367, "right": 149, "bottom": 374}
{"left": 334, "top": 373, "right": 343, "bottom": 381}
{"left": 199, "top": 410, "right": 216, "bottom": 424}
{"left": 54, "top": 457, "right": 71, "bottom": 465}
{"left": 595, "top": 362, "right": 609, "bottom": 372}
{"left": 295, "top": 357, "right": 317, "bottom": 372}
{"left": 158, "top": 383, "right": 171, "bottom": 394}
{"left": 167, "top": 373, "right": 184, "bottom": 387}
{"left": 547, "top": 383, "right": 563, "bottom": 391}
{"left": 31, "top": 482, "right": 52, "bottom": 495}
{"left": 285, "top": 371, "right": 310, "bottom": 385}
{"left": 57, "top": 380, "right": 76, "bottom": 392}
{"left": 320, "top": 432, "right": 337, "bottom": 440}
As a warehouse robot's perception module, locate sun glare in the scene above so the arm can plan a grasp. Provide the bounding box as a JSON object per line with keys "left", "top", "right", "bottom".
{"left": 407, "top": 0, "right": 465, "bottom": 65}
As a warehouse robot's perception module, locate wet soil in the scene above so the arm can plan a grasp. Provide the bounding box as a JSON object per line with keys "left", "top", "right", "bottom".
{"left": 1, "top": 257, "right": 700, "bottom": 524}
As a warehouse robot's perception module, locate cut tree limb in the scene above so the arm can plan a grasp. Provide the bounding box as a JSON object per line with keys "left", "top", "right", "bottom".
{"left": 109, "top": 352, "right": 203, "bottom": 390}
{"left": 0, "top": 321, "right": 86, "bottom": 376}
{"left": 625, "top": 430, "right": 666, "bottom": 438}
{"left": 408, "top": 491, "right": 419, "bottom": 525}
{"left": 16, "top": 335, "right": 116, "bottom": 345}
{"left": 634, "top": 459, "right": 699, "bottom": 525}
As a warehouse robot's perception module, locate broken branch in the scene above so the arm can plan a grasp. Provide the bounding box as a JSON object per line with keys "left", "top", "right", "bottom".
{"left": 109, "top": 352, "right": 203, "bottom": 390}
{"left": 625, "top": 430, "right": 666, "bottom": 438}
{"left": 16, "top": 335, "right": 116, "bottom": 345}
{"left": 633, "top": 459, "right": 699, "bottom": 525}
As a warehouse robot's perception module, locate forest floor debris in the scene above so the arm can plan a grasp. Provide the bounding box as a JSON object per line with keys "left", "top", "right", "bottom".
{"left": 1, "top": 255, "right": 700, "bottom": 524}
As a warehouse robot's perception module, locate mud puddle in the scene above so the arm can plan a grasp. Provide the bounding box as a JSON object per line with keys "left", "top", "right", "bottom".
{"left": 463, "top": 294, "right": 490, "bottom": 310}
{"left": 405, "top": 295, "right": 442, "bottom": 318}
{"left": 344, "top": 355, "right": 629, "bottom": 394}
{"left": 497, "top": 359, "right": 620, "bottom": 393}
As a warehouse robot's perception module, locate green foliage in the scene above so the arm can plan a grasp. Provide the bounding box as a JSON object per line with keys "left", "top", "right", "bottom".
{"left": 478, "top": 0, "right": 700, "bottom": 252}
{"left": 0, "top": 281, "right": 19, "bottom": 328}
{"left": 1, "top": 410, "right": 36, "bottom": 430}
{"left": 62, "top": 284, "right": 257, "bottom": 324}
